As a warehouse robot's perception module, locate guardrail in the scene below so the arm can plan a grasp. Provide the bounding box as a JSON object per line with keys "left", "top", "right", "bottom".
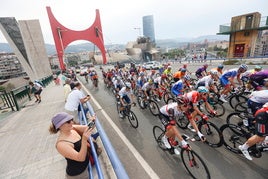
{"left": 79, "top": 101, "right": 129, "bottom": 179}
{"left": 0, "top": 89, "right": 15, "bottom": 111}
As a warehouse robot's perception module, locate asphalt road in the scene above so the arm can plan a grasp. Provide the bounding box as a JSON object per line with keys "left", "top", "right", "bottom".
{"left": 79, "top": 62, "right": 268, "bottom": 179}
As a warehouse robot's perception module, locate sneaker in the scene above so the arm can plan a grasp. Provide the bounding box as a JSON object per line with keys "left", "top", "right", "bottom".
{"left": 219, "top": 95, "right": 228, "bottom": 103}
{"left": 187, "top": 124, "right": 196, "bottom": 132}
{"left": 239, "top": 145, "right": 252, "bottom": 160}
{"left": 35, "top": 99, "right": 39, "bottom": 102}
{"left": 174, "top": 148, "right": 180, "bottom": 155}
{"left": 38, "top": 99, "right": 41, "bottom": 103}
{"left": 156, "top": 98, "right": 161, "bottom": 102}
{"left": 161, "top": 136, "right": 171, "bottom": 149}
{"left": 119, "top": 112, "right": 124, "bottom": 118}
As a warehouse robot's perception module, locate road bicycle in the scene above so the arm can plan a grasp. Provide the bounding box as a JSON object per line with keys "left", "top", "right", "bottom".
{"left": 220, "top": 123, "right": 268, "bottom": 159}
{"left": 153, "top": 125, "right": 211, "bottom": 179}
{"left": 137, "top": 92, "right": 160, "bottom": 116}
{"left": 116, "top": 101, "right": 139, "bottom": 128}
{"left": 174, "top": 113, "right": 223, "bottom": 148}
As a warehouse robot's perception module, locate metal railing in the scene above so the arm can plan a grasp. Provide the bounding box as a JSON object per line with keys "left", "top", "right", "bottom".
{"left": 79, "top": 101, "right": 129, "bottom": 179}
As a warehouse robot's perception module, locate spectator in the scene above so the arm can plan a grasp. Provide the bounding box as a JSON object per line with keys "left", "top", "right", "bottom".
{"left": 65, "top": 82, "right": 91, "bottom": 123}
{"left": 29, "top": 81, "right": 43, "bottom": 103}
{"left": 64, "top": 78, "right": 72, "bottom": 102}
{"left": 49, "top": 112, "right": 95, "bottom": 178}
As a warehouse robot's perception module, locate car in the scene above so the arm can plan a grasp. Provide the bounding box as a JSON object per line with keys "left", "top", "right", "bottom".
{"left": 144, "top": 61, "right": 161, "bottom": 70}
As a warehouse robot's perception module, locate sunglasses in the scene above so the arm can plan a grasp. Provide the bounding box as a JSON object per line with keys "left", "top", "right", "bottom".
{"left": 66, "top": 119, "right": 73, "bottom": 124}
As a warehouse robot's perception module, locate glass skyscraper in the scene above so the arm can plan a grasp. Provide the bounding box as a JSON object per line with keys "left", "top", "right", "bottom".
{"left": 142, "top": 15, "right": 155, "bottom": 43}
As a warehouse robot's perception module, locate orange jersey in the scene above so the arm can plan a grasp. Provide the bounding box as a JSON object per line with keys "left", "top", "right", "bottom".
{"left": 173, "top": 71, "right": 185, "bottom": 79}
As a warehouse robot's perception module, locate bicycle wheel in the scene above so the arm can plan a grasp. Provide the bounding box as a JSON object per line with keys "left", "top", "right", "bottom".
{"left": 128, "top": 111, "right": 139, "bottom": 128}
{"left": 163, "top": 92, "right": 172, "bottom": 104}
{"left": 205, "top": 103, "right": 225, "bottom": 117}
{"left": 181, "top": 148, "right": 211, "bottom": 179}
{"left": 226, "top": 112, "right": 245, "bottom": 126}
{"left": 229, "top": 95, "right": 248, "bottom": 109}
{"left": 176, "top": 114, "right": 189, "bottom": 129}
{"left": 148, "top": 100, "right": 160, "bottom": 116}
{"left": 198, "top": 121, "right": 223, "bottom": 148}
{"left": 167, "top": 97, "right": 176, "bottom": 104}
{"left": 137, "top": 96, "right": 146, "bottom": 109}
{"left": 234, "top": 101, "right": 248, "bottom": 112}
{"left": 152, "top": 126, "right": 166, "bottom": 149}
{"left": 220, "top": 124, "right": 247, "bottom": 154}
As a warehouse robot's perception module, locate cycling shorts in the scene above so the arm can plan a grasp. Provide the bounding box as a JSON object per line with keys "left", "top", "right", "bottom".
{"left": 247, "top": 99, "right": 264, "bottom": 115}
{"left": 159, "top": 113, "right": 175, "bottom": 129}
{"left": 122, "top": 95, "right": 131, "bottom": 104}
{"left": 255, "top": 111, "right": 268, "bottom": 137}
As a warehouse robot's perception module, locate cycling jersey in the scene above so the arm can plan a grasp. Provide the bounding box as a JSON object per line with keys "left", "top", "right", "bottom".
{"left": 254, "top": 107, "right": 268, "bottom": 137}
{"left": 184, "top": 91, "right": 206, "bottom": 106}
{"left": 159, "top": 102, "right": 182, "bottom": 117}
{"left": 141, "top": 82, "right": 154, "bottom": 91}
{"left": 171, "top": 80, "right": 184, "bottom": 96}
{"left": 118, "top": 87, "right": 133, "bottom": 98}
{"left": 195, "top": 67, "right": 207, "bottom": 78}
{"left": 219, "top": 68, "right": 239, "bottom": 86}
{"left": 163, "top": 69, "right": 172, "bottom": 75}
{"left": 196, "top": 75, "right": 214, "bottom": 88}
{"left": 173, "top": 71, "right": 185, "bottom": 80}
{"left": 249, "top": 90, "right": 268, "bottom": 104}
{"left": 137, "top": 76, "right": 147, "bottom": 88}
{"left": 249, "top": 69, "right": 268, "bottom": 89}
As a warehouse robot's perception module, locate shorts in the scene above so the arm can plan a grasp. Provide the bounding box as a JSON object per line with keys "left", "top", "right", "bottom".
{"left": 220, "top": 77, "right": 229, "bottom": 87}
{"left": 255, "top": 112, "right": 268, "bottom": 137}
{"left": 65, "top": 167, "right": 89, "bottom": 179}
{"left": 34, "top": 89, "right": 42, "bottom": 95}
{"left": 122, "top": 95, "right": 130, "bottom": 104}
{"left": 247, "top": 99, "right": 264, "bottom": 115}
{"left": 159, "top": 113, "right": 175, "bottom": 129}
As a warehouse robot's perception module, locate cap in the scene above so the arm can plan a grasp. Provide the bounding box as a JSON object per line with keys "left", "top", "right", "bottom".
{"left": 51, "top": 112, "right": 73, "bottom": 130}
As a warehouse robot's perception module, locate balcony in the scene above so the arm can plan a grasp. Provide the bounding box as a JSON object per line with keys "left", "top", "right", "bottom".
{"left": 217, "top": 16, "right": 268, "bottom": 35}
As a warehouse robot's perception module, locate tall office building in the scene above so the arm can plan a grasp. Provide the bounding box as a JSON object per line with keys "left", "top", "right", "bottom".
{"left": 143, "top": 15, "right": 155, "bottom": 43}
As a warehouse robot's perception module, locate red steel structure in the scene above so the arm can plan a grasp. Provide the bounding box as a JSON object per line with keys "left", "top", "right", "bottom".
{"left": 46, "top": 6, "right": 107, "bottom": 70}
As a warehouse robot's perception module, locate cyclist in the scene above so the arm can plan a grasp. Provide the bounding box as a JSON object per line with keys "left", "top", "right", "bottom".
{"left": 219, "top": 64, "right": 248, "bottom": 102}
{"left": 195, "top": 64, "right": 208, "bottom": 79}
{"left": 184, "top": 86, "right": 216, "bottom": 138}
{"left": 171, "top": 75, "right": 192, "bottom": 96}
{"left": 247, "top": 90, "right": 268, "bottom": 115}
{"left": 118, "top": 82, "right": 135, "bottom": 118}
{"left": 141, "top": 79, "right": 155, "bottom": 103}
{"left": 196, "top": 70, "right": 219, "bottom": 93}
{"left": 210, "top": 64, "right": 224, "bottom": 75}
{"left": 153, "top": 74, "right": 168, "bottom": 101}
{"left": 173, "top": 68, "right": 186, "bottom": 82}
{"left": 113, "top": 76, "right": 124, "bottom": 93}
{"left": 163, "top": 66, "right": 172, "bottom": 76}
{"left": 136, "top": 72, "right": 147, "bottom": 90}
{"left": 160, "top": 96, "right": 190, "bottom": 155}
{"left": 239, "top": 102, "right": 268, "bottom": 160}
{"left": 249, "top": 69, "right": 268, "bottom": 90}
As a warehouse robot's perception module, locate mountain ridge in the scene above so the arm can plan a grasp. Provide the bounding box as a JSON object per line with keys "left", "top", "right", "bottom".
{"left": 0, "top": 35, "right": 229, "bottom": 55}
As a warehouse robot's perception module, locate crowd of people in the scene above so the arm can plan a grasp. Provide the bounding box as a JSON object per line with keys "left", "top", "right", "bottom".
{"left": 99, "top": 62, "right": 268, "bottom": 161}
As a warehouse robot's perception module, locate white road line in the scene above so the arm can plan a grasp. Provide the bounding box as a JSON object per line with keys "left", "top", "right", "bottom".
{"left": 82, "top": 84, "right": 160, "bottom": 179}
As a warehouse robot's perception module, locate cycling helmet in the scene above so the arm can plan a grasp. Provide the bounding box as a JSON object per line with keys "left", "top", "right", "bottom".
{"left": 180, "top": 68, "right": 186, "bottom": 72}
{"left": 167, "top": 66, "right": 172, "bottom": 69}
{"left": 218, "top": 64, "right": 224, "bottom": 69}
{"left": 254, "top": 65, "right": 262, "bottom": 70}
{"left": 203, "top": 64, "right": 208, "bottom": 68}
{"left": 210, "top": 70, "right": 218, "bottom": 76}
{"left": 125, "top": 82, "right": 131, "bottom": 88}
{"left": 197, "top": 86, "right": 209, "bottom": 93}
{"left": 183, "top": 64, "right": 187, "bottom": 68}
{"left": 161, "top": 74, "right": 167, "bottom": 79}
{"left": 239, "top": 64, "right": 248, "bottom": 71}
{"left": 184, "top": 75, "right": 191, "bottom": 81}
{"left": 176, "top": 96, "right": 189, "bottom": 105}
{"left": 148, "top": 79, "right": 153, "bottom": 84}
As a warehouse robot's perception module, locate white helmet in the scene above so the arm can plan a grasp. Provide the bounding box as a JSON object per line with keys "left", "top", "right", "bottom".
{"left": 210, "top": 70, "right": 218, "bottom": 76}
{"left": 125, "top": 82, "right": 131, "bottom": 88}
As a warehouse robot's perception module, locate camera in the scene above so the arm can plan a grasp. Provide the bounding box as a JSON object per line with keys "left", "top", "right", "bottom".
{"left": 87, "top": 121, "right": 95, "bottom": 129}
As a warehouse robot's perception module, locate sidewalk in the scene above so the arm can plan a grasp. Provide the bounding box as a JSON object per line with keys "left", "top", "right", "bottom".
{"left": 0, "top": 82, "right": 111, "bottom": 178}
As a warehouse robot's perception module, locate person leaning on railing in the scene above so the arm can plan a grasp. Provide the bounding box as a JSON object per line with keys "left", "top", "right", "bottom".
{"left": 49, "top": 112, "right": 95, "bottom": 178}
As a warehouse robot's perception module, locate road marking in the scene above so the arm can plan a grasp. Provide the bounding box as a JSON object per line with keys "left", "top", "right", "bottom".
{"left": 82, "top": 84, "right": 160, "bottom": 179}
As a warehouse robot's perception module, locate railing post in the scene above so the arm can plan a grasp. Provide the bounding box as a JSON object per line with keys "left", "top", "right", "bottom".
{"left": 26, "top": 86, "right": 31, "bottom": 101}
{"left": 10, "top": 91, "right": 19, "bottom": 111}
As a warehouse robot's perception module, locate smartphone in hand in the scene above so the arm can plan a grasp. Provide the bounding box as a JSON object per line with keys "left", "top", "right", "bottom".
{"left": 87, "top": 121, "right": 95, "bottom": 130}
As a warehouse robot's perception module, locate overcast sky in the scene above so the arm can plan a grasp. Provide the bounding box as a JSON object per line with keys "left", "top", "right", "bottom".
{"left": 0, "top": 0, "right": 268, "bottom": 45}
